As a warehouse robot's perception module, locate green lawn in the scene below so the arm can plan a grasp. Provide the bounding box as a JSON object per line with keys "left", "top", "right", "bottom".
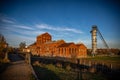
{"left": 86, "top": 56, "right": 120, "bottom": 63}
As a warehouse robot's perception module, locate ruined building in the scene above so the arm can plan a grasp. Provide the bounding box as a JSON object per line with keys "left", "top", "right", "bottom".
{"left": 29, "top": 32, "right": 87, "bottom": 58}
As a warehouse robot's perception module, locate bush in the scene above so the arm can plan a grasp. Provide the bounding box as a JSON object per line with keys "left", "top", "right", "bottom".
{"left": 65, "top": 64, "right": 71, "bottom": 71}
{"left": 56, "top": 62, "right": 62, "bottom": 68}
{"left": 33, "top": 61, "right": 41, "bottom": 66}
{"left": 46, "top": 64, "right": 56, "bottom": 70}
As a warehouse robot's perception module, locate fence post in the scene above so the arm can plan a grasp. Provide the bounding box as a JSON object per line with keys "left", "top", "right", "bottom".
{"left": 77, "top": 59, "right": 82, "bottom": 80}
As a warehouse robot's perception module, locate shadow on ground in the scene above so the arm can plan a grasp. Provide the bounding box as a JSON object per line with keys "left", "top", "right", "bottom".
{"left": 33, "top": 66, "right": 60, "bottom": 80}
{"left": 0, "top": 53, "right": 24, "bottom": 73}
{"left": 8, "top": 53, "right": 24, "bottom": 62}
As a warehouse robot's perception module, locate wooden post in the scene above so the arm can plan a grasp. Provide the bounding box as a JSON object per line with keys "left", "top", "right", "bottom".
{"left": 110, "top": 64, "right": 112, "bottom": 72}
{"left": 3, "top": 44, "right": 9, "bottom": 62}
{"left": 28, "top": 52, "right": 31, "bottom": 64}
{"left": 25, "top": 53, "right": 28, "bottom": 63}
{"left": 25, "top": 47, "right": 31, "bottom": 64}
{"left": 4, "top": 52, "right": 9, "bottom": 62}
{"left": 77, "top": 59, "right": 82, "bottom": 80}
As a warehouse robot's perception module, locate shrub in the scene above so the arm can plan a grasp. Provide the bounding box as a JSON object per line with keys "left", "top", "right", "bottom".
{"left": 33, "top": 61, "right": 41, "bottom": 66}
{"left": 56, "top": 62, "right": 62, "bottom": 68}
{"left": 65, "top": 64, "right": 71, "bottom": 71}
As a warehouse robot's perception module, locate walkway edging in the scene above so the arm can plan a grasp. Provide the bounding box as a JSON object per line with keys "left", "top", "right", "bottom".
{"left": 29, "top": 64, "right": 39, "bottom": 80}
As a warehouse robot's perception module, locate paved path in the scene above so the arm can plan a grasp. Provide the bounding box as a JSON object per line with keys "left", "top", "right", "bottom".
{"left": 0, "top": 54, "right": 32, "bottom": 80}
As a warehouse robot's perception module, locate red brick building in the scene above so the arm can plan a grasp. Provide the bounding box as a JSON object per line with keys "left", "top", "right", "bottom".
{"left": 29, "top": 32, "right": 87, "bottom": 58}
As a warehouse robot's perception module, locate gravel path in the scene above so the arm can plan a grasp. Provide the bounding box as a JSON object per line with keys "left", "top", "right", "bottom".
{"left": 0, "top": 54, "right": 32, "bottom": 80}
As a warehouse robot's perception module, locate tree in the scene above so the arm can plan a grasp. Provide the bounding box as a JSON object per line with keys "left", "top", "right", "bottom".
{"left": 19, "top": 42, "right": 26, "bottom": 50}
{"left": 0, "top": 34, "right": 6, "bottom": 43}
{"left": 0, "top": 34, "right": 7, "bottom": 59}
{"left": 0, "top": 34, "right": 7, "bottom": 51}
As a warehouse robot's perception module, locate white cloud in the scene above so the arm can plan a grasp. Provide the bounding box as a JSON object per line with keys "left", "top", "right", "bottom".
{"left": 0, "top": 14, "right": 15, "bottom": 24}
{"left": 0, "top": 14, "right": 84, "bottom": 47}
{"left": 12, "top": 25, "right": 34, "bottom": 30}
{"left": 1, "top": 19, "right": 15, "bottom": 24}
{"left": 1, "top": 24, "right": 44, "bottom": 37}
{"left": 36, "top": 24, "right": 83, "bottom": 34}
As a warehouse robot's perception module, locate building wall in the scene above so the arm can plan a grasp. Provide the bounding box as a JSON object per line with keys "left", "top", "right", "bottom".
{"left": 36, "top": 32, "right": 52, "bottom": 46}
{"left": 44, "top": 40, "right": 65, "bottom": 57}
{"left": 76, "top": 44, "right": 87, "bottom": 58}
{"left": 57, "top": 43, "right": 78, "bottom": 58}
{"left": 29, "top": 32, "right": 87, "bottom": 58}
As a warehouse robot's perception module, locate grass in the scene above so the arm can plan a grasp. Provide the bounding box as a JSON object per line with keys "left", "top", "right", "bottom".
{"left": 33, "top": 62, "right": 107, "bottom": 80}
{"left": 46, "top": 64, "right": 77, "bottom": 80}
{"left": 85, "top": 56, "right": 120, "bottom": 63}
{"left": 30, "top": 74, "right": 36, "bottom": 80}
{"left": 82, "top": 72, "right": 106, "bottom": 80}
{"left": 33, "top": 66, "right": 60, "bottom": 80}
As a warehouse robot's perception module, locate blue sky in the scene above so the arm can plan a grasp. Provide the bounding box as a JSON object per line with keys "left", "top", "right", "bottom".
{"left": 0, "top": 0, "right": 120, "bottom": 48}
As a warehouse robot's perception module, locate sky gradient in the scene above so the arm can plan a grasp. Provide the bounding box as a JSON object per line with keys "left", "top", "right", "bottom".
{"left": 0, "top": 0, "right": 120, "bottom": 48}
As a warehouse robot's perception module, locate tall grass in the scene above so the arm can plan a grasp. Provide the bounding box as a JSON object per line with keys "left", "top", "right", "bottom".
{"left": 33, "top": 61, "right": 107, "bottom": 80}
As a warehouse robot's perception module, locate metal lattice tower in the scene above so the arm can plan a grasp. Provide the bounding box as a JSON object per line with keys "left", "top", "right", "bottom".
{"left": 90, "top": 25, "right": 109, "bottom": 56}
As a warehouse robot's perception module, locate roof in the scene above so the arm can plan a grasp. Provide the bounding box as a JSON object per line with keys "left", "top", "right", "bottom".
{"left": 45, "top": 41, "right": 56, "bottom": 44}
{"left": 29, "top": 42, "right": 36, "bottom": 46}
{"left": 56, "top": 40, "right": 65, "bottom": 42}
{"left": 58, "top": 42, "right": 75, "bottom": 47}
{"left": 45, "top": 40, "right": 65, "bottom": 44}
{"left": 37, "top": 32, "right": 51, "bottom": 38}
{"left": 76, "top": 43, "right": 87, "bottom": 48}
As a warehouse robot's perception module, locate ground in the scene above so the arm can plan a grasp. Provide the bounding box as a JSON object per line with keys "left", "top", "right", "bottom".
{"left": 0, "top": 54, "right": 32, "bottom": 80}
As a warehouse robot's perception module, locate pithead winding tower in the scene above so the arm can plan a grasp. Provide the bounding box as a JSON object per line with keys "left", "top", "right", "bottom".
{"left": 90, "top": 25, "right": 97, "bottom": 56}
